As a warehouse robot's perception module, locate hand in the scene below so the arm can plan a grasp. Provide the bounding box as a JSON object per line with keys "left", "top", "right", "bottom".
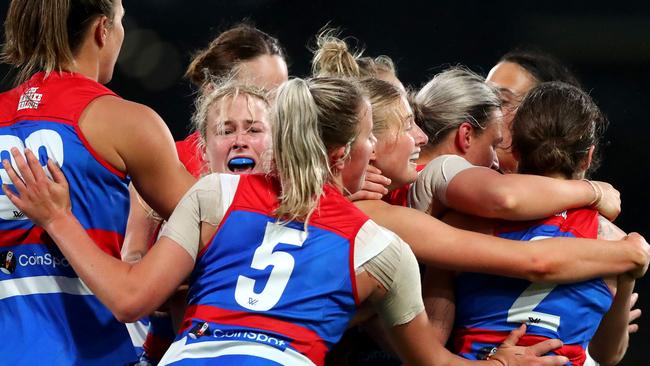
{"left": 347, "top": 165, "right": 391, "bottom": 201}
{"left": 628, "top": 292, "right": 641, "bottom": 334}
{"left": 623, "top": 232, "right": 650, "bottom": 279}
{"left": 1, "top": 148, "right": 71, "bottom": 228}
{"left": 591, "top": 181, "right": 620, "bottom": 221}
{"left": 490, "top": 324, "right": 568, "bottom": 366}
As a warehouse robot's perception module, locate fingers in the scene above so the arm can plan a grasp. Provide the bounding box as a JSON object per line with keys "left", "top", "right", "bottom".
{"left": 527, "top": 338, "right": 563, "bottom": 356}
{"left": 2, "top": 157, "right": 27, "bottom": 195}
{"left": 361, "top": 180, "right": 389, "bottom": 196}
{"left": 629, "top": 323, "right": 639, "bottom": 334}
{"left": 10, "top": 147, "right": 36, "bottom": 186}
{"left": 47, "top": 159, "right": 67, "bottom": 186}
{"left": 24, "top": 148, "right": 47, "bottom": 182}
{"left": 537, "top": 355, "right": 569, "bottom": 366}
{"left": 630, "top": 292, "right": 639, "bottom": 308}
{"left": 365, "top": 166, "right": 391, "bottom": 186}
{"left": 502, "top": 323, "right": 526, "bottom": 346}
{"left": 347, "top": 190, "right": 384, "bottom": 202}
{"left": 1, "top": 183, "right": 23, "bottom": 208}
{"left": 629, "top": 308, "right": 641, "bottom": 323}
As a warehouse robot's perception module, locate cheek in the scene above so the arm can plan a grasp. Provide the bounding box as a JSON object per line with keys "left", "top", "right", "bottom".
{"left": 251, "top": 135, "right": 272, "bottom": 155}
{"left": 205, "top": 138, "right": 230, "bottom": 163}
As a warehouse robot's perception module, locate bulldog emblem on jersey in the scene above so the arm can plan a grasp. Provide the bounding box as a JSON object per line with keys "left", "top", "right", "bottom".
{"left": 0, "top": 251, "right": 17, "bottom": 274}
{"left": 188, "top": 322, "right": 210, "bottom": 339}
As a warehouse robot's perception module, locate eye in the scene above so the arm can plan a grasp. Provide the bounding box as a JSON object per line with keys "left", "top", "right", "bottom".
{"left": 219, "top": 128, "right": 235, "bottom": 136}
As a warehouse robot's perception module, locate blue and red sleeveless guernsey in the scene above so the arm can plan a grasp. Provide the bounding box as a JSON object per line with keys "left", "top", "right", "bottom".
{"left": 0, "top": 72, "right": 137, "bottom": 364}
{"left": 160, "top": 175, "right": 369, "bottom": 366}
{"left": 453, "top": 208, "right": 612, "bottom": 366}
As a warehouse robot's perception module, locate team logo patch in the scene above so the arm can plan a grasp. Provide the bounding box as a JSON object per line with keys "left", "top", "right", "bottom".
{"left": 17, "top": 87, "right": 43, "bottom": 110}
{"left": 188, "top": 322, "right": 210, "bottom": 339}
{"left": 0, "top": 251, "right": 17, "bottom": 274}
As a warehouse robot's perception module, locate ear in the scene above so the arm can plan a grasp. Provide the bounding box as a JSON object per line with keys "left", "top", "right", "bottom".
{"left": 581, "top": 145, "right": 595, "bottom": 171}
{"left": 93, "top": 16, "right": 111, "bottom": 48}
{"left": 329, "top": 146, "right": 348, "bottom": 174}
{"left": 454, "top": 122, "right": 474, "bottom": 153}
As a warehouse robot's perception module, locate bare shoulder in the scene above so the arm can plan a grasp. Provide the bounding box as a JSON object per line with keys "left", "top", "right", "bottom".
{"left": 597, "top": 215, "right": 627, "bottom": 241}
{"left": 81, "top": 95, "right": 166, "bottom": 130}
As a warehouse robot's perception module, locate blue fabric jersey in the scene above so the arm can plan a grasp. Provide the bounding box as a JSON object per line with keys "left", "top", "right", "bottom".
{"left": 0, "top": 72, "right": 136, "bottom": 365}
{"left": 453, "top": 209, "right": 612, "bottom": 366}
{"left": 160, "top": 175, "right": 373, "bottom": 366}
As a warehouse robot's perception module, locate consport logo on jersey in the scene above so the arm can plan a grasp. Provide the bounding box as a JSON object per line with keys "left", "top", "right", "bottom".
{"left": 0, "top": 250, "right": 70, "bottom": 274}
{"left": 19, "top": 252, "right": 70, "bottom": 269}
{"left": 188, "top": 322, "right": 288, "bottom": 350}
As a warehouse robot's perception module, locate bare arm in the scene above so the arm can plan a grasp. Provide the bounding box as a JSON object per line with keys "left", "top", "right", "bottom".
{"left": 589, "top": 216, "right": 636, "bottom": 366}
{"left": 445, "top": 167, "right": 619, "bottom": 221}
{"left": 422, "top": 266, "right": 456, "bottom": 344}
{"left": 3, "top": 150, "right": 194, "bottom": 322}
{"left": 79, "top": 96, "right": 196, "bottom": 220}
{"left": 387, "top": 315, "right": 568, "bottom": 366}
{"left": 122, "top": 184, "right": 161, "bottom": 262}
{"left": 354, "top": 200, "right": 649, "bottom": 283}
{"left": 356, "top": 259, "right": 568, "bottom": 366}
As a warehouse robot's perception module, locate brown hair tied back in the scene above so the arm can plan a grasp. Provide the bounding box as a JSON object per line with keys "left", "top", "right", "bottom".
{"left": 185, "top": 23, "right": 284, "bottom": 89}
{"left": 512, "top": 82, "right": 607, "bottom": 178}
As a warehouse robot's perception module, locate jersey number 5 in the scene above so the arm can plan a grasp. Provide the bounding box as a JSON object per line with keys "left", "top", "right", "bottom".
{"left": 235, "top": 222, "right": 306, "bottom": 311}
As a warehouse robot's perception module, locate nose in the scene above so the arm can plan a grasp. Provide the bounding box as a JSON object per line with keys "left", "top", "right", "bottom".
{"left": 231, "top": 131, "right": 249, "bottom": 149}
{"left": 410, "top": 123, "right": 428, "bottom": 147}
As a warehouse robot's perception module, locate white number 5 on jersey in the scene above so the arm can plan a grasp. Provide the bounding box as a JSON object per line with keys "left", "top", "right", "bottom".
{"left": 235, "top": 222, "right": 306, "bottom": 311}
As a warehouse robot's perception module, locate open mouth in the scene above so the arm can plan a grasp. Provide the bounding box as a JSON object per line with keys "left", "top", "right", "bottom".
{"left": 227, "top": 157, "right": 256, "bottom": 173}
{"left": 409, "top": 152, "right": 420, "bottom": 163}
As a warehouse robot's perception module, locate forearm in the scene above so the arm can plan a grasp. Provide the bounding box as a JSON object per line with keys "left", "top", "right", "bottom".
{"left": 422, "top": 266, "right": 455, "bottom": 344}
{"left": 357, "top": 201, "right": 643, "bottom": 283}
{"left": 45, "top": 212, "right": 190, "bottom": 321}
{"left": 404, "top": 220, "right": 639, "bottom": 283}
{"left": 447, "top": 171, "right": 595, "bottom": 221}
{"left": 388, "top": 312, "right": 500, "bottom": 366}
{"left": 588, "top": 277, "right": 635, "bottom": 366}
{"left": 122, "top": 185, "right": 160, "bottom": 262}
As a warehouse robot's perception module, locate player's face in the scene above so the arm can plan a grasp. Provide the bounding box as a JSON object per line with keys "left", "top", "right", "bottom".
{"left": 237, "top": 55, "right": 289, "bottom": 92}
{"left": 487, "top": 61, "right": 537, "bottom": 173}
{"left": 203, "top": 94, "right": 271, "bottom": 174}
{"left": 372, "top": 96, "right": 427, "bottom": 189}
{"left": 464, "top": 109, "right": 503, "bottom": 170}
{"left": 341, "top": 101, "right": 376, "bottom": 194}
{"left": 98, "top": 0, "right": 125, "bottom": 84}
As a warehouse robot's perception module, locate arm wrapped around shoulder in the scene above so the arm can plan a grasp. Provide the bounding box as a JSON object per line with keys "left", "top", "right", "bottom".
{"left": 160, "top": 174, "right": 225, "bottom": 262}
{"left": 363, "top": 232, "right": 425, "bottom": 326}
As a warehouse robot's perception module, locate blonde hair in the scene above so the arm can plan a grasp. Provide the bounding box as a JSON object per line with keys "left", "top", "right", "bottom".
{"left": 413, "top": 66, "right": 501, "bottom": 146}
{"left": 2, "top": 0, "right": 115, "bottom": 84}
{"left": 311, "top": 29, "right": 399, "bottom": 79}
{"left": 311, "top": 32, "right": 404, "bottom": 137}
{"left": 191, "top": 79, "right": 270, "bottom": 167}
{"left": 359, "top": 78, "right": 405, "bottom": 137}
{"left": 273, "top": 77, "right": 364, "bottom": 223}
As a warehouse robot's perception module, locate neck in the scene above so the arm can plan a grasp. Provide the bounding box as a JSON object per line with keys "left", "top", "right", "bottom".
{"left": 60, "top": 43, "right": 101, "bottom": 82}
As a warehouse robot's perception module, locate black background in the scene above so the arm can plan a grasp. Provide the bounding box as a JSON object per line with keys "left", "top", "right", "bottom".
{"left": 1, "top": 1, "right": 648, "bottom": 364}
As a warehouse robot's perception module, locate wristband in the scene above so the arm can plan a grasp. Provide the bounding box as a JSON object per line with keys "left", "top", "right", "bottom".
{"left": 583, "top": 179, "right": 602, "bottom": 207}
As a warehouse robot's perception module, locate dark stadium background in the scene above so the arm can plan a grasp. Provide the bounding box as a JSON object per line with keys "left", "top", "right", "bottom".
{"left": 1, "top": 1, "right": 649, "bottom": 364}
